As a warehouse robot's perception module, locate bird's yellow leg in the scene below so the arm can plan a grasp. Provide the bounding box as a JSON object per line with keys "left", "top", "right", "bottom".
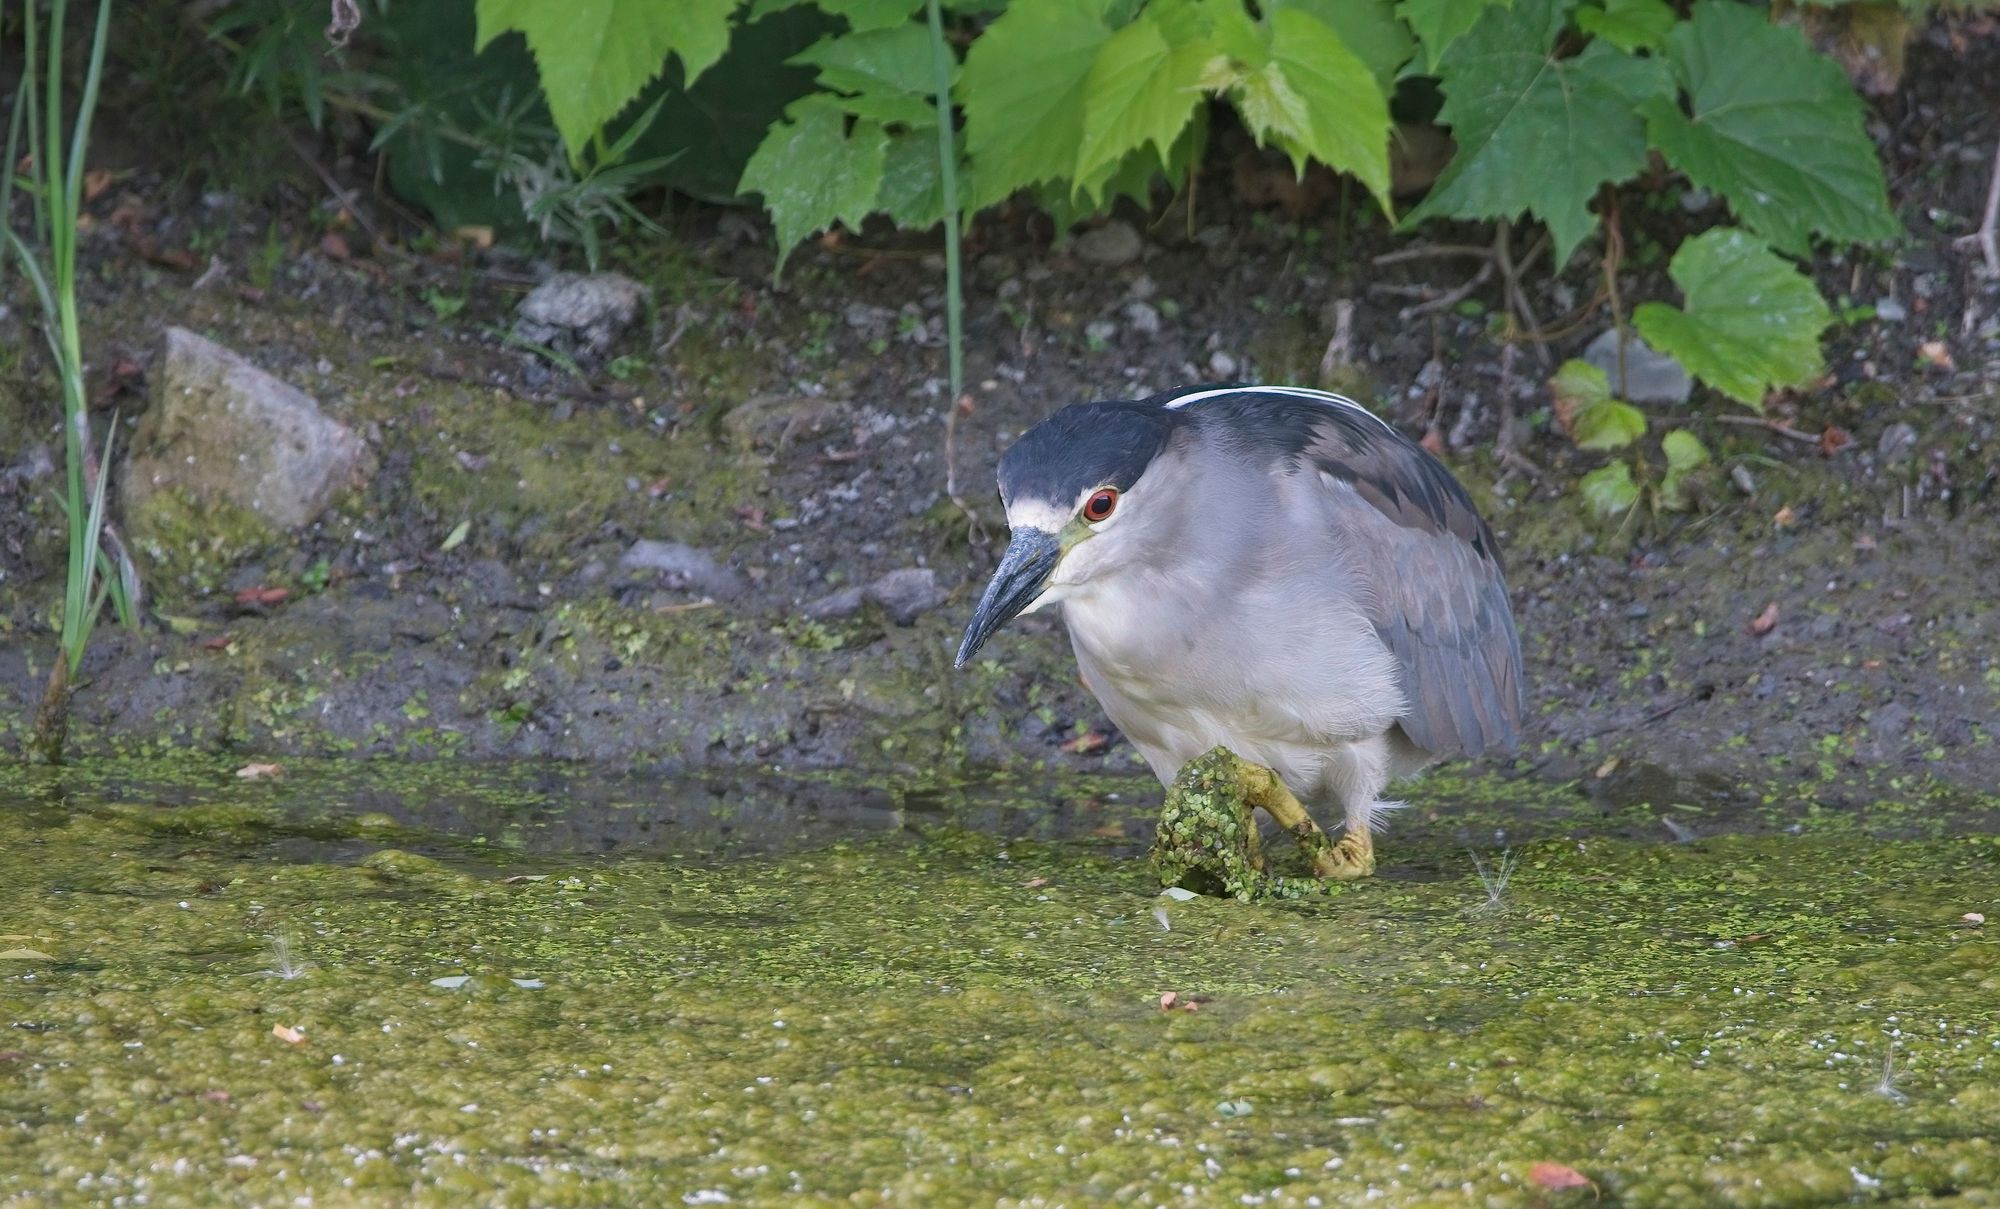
{"left": 1229, "top": 756, "right": 1375, "bottom": 881}
{"left": 1151, "top": 747, "right": 1365, "bottom": 899}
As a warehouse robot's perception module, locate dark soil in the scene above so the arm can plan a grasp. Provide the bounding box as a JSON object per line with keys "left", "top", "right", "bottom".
{"left": 2, "top": 23, "right": 1997, "bottom": 815}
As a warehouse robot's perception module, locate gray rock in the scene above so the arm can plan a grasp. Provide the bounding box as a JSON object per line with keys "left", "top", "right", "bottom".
{"left": 619, "top": 539, "right": 744, "bottom": 600}
{"left": 865, "top": 567, "right": 945, "bottom": 626}
{"left": 1583, "top": 329, "right": 1692, "bottom": 405}
{"left": 513, "top": 271, "right": 647, "bottom": 357}
{"left": 1085, "top": 319, "right": 1120, "bottom": 346}
{"left": 803, "top": 586, "right": 866, "bottom": 621}
{"left": 123, "top": 328, "right": 371, "bottom": 568}
{"left": 1208, "top": 350, "right": 1238, "bottom": 378}
{"left": 722, "top": 395, "right": 853, "bottom": 452}
{"left": 2, "top": 442, "right": 54, "bottom": 489}
{"left": 1873, "top": 297, "right": 1908, "bottom": 324}
{"left": 1074, "top": 220, "right": 1143, "bottom": 267}
{"left": 1123, "top": 301, "right": 1162, "bottom": 337}
{"left": 1876, "top": 422, "right": 1919, "bottom": 464}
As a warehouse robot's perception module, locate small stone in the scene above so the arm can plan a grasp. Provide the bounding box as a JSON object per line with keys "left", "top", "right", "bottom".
{"left": 513, "top": 271, "right": 647, "bottom": 358}
{"left": 1, "top": 443, "right": 54, "bottom": 489}
{"left": 1873, "top": 297, "right": 1907, "bottom": 323}
{"left": 1123, "top": 301, "right": 1162, "bottom": 337}
{"left": 803, "top": 586, "right": 866, "bottom": 621}
{"left": 865, "top": 567, "right": 944, "bottom": 626}
{"left": 1085, "top": 319, "right": 1119, "bottom": 346}
{"left": 721, "top": 395, "right": 852, "bottom": 452}
{"left": 1877, "top": 422, "right": 1919, "bottom": 464}
{"left": 1208, "top": 350, "right": 1238, "bottom": 378}
{"left": 123, "top": 328, "right": 372, "bottom": 587}
{"left": 1583, "top": 329, "right": 1692, "bottom": 405}
{"left": 1074, "top": 220, "right": 1143, "bottom": 267}
{"left": 618, "top": 540, "right": 744, "bottom": 601}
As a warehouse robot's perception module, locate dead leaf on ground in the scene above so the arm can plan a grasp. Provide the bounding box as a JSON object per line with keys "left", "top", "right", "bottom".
{"left": 1059, "top": 730, "right": 1109, "bottom": 755}
{"left": 319, "top": 231, "right": 352, "bottom": 261}
{"left": 1593, "top": 755, "right": 1622, "bottom": 779}
{"left": 1773, "top": 505, "right": 1797, "bottom": 528}
{"left": 1749, "top": 602, "right": 1780, "bottom": 636}
{"left": 1528, "top": 1161, "right": 1597, "bottom": 1194}
{"left": 733, "top": 504, "right": 770, "bottom": 534}
{"left": 1419, "top": 427, "right": 1446, "bottom": 456}
{"left": 271, "top": 1024, "right": 306, "bottom": 1045}
{"left": 234, "top": 586, "right": 291, "bottom": 606}
{"left": 235, "top": 763, "right": 284, "bottom": 781}
{"left": 1157, "top": 991, "right": 1211, "bottom": 1012}
{"left": 1022, "top": 877, "right": 1050, "bottom": 889}
{"left": 201, "top": 635, "right": 235, "bottom": 652}
{"left": 1819, "top": 426, "right": 1853, "bottom": 457}
{"left": 1917, "top": 340, "right": 1955, "bottom": 371}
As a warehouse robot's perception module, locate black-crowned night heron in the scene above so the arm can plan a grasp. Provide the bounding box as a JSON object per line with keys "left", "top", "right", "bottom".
{"left": 956, "top": 385, "right": 1524, "bottom": 879}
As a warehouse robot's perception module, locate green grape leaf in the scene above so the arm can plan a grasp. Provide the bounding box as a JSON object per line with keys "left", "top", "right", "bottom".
{"left": 1575, "top": 0, "right": 1673, "bottom": 52}
{"left": 1267, "top": 0, "right": 1415, "bottom": 90}
{"left": 1633, "top": 228, "right": 1831, "bottom": 410}
{"left": 1550, "top": 357, "right": 1611, "bottom": 410}
{"left": 1074, "top": 11, "right": 1212, "bottom": 196}
{"left": 1396, "top": 0, "right": 1510, "bottom": 72}
{"left": 1572, "top": 399, "right": 1646, "bottom": 450}
{"left": 1231, "top": 7, "right": 1393, "bottom": 215}
{"left": 1643, "top": 0, "right": 1897, "bottom": 254}
{"left": 476, "top": 0, "right": 743, "bottom": 157}
{"left": 1580, "top": 461, "right": 1639, "bottom": 518}
{"left": 960, "top": 0, "right": 1115, "bottom": 210}
{"left": 790, "top": 25, "right": 940, "bottom": 126}
{"left": 1402, "top": 0, "right": 1672, "bottom": 265}
{"left": 815, "top": 0, "right": 925, "bottom": 32}
{"left": 877, "top": 129, "right": 952, "bottom": 229}
{"left": 1661, "top": 428, "right": 1709, "bottom": 472}
{"left": 738, "top": 100, "right": 888, "bottom": 273}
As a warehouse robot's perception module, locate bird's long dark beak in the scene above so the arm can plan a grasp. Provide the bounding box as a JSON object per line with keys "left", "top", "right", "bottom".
{"left": 955, "top": 527, "right": 1061, "bottom": 668}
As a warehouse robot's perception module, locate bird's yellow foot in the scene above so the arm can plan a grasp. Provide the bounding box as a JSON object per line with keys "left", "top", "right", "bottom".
{"left": 1151, "top": 747, "right": 1356, "bottom": 900}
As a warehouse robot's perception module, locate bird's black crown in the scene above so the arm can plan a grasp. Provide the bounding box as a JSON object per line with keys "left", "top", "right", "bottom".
{"left": 997, "top": 399, "right": 1177, "bottom": 510}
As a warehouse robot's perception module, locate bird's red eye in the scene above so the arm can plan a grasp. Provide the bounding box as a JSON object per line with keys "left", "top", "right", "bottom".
{"left": 1082, "top": 488, "right": 1119, "bottom": 523}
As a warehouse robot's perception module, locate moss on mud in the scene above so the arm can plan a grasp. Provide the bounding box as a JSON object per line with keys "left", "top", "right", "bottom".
{"left": 3, "top": 766, "right": 1998, "bottom": 1206}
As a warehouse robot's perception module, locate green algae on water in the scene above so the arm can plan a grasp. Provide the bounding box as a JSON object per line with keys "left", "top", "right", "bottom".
{"left": 3, "top": 771, "right": 2000, "bottom": 1207}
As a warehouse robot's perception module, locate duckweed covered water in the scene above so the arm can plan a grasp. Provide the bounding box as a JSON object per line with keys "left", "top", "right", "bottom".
{"left": 3, "top": 761, "right": 1998, "bottom": 1206}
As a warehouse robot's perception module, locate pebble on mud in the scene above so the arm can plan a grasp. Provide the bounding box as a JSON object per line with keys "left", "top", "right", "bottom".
{"left": 619, "top": 540, "right": 745, "bottom": 601}
{"left": 1583, "top": 329, "right": 1693, "bottom": 405}
{"left": 513, "top": 271, "right": 647, "bottom": 358}
{"left": 804, "top": 568, "right": 945, "bottom": 626}
{"left": 1073, "top": 220, "right": 1143, "bottom": 267}
{"left": 123, "top": 327, "right": 372, "bottom": 560}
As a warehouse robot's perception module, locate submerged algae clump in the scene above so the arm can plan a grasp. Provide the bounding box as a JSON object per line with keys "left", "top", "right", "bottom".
{"left": 1151, "top": 746, "right": 1343, "bottom": 901}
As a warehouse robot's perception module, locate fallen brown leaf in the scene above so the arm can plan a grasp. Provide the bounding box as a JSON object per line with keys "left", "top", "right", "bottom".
{"left": 319, "top": 231, "right": 352, "bottom": 261}
{"left": 271, "top": 1024, "right": 306, "bottom": 1045}
{"left": 1059, "top": 730, "right": 1109, "bottom": 755}
{"left": 1819, "top": 426, "right": 1852, "bottom": 457}
{"left": 1159, "top": 991, "right": 1179, "bottom": 1011}
{"left": 1529, "top": 1161, "right": 1596, "bottom": 1194}
{"left": 234, "top": 586, "right": 291, "bottom": 606}
{"left": 83, "top": 168, "right": 115, "bottom": 203}
{"left": 201, "top": 635, "right": 235, "bottom": 652}
{"left": 1917, "top": 340, "right": 1954, "bottom": 371}
{"left": 235, "top": 763, "right": 284, "bottom": 781}
{"left": 1772, "top": 505, "right": 1797, "bottom": 528}
{"left": 1749, "top": 601, "right": 1780, "bottom": 636}
{"left": 1022, "top": 877, "right": 1050, "bottom": 889}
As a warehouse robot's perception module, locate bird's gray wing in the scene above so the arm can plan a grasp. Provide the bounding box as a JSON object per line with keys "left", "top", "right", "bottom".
{"left": 1302, "top": 410, "right": 1525, "bottom": 758}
